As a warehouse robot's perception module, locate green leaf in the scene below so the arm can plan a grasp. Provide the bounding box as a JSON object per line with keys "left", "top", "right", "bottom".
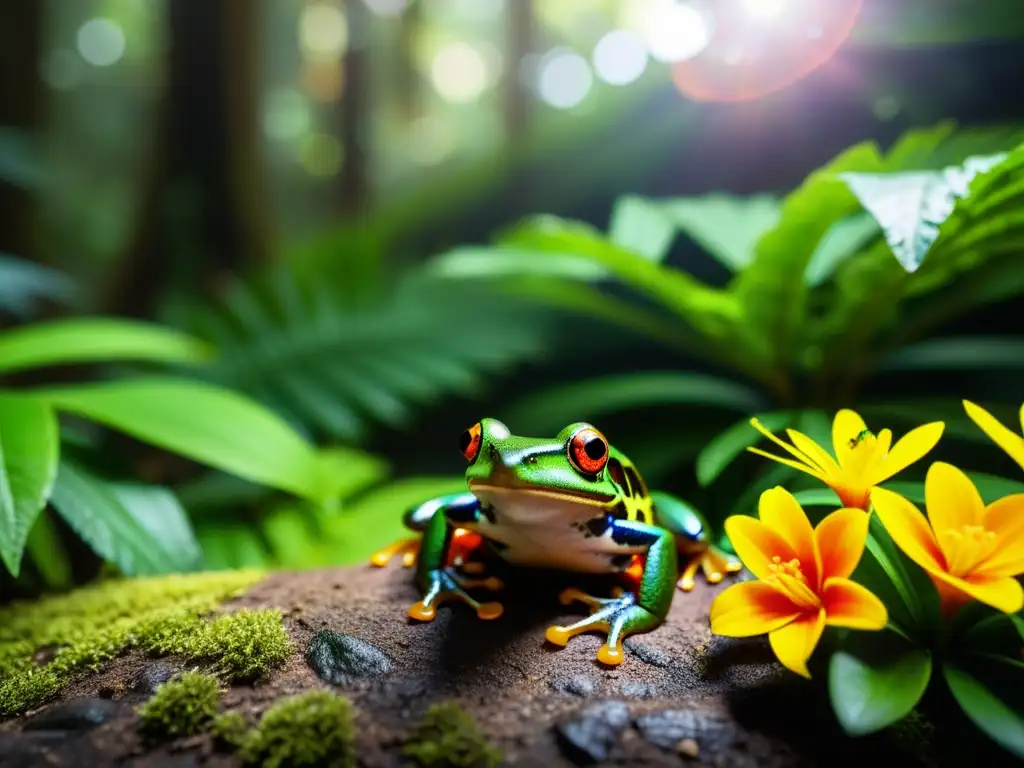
{"left": 804, "top": 213, "right": 881, "bottom": 287}
{"left": 607, "top": 196, "right": 679, "bottom": 263}
{"left": 878, "top": 336, "right": 1024, "bottom": 372}
{"left": 506, "top": 372, "right": 767, "bottom": 434}
{"left": 945, "top": 657, "right": 1024, "bottom": 759}
{"left": 0, "top": 318, "right": 211, "bottom": 376}
{"left": 696, "top": 411, "right": 792, "bottom": 487}
{"left": 195, "top": 524, "right": 269, "bottom": 570}
{"left": 24, "top": 511, "right": 72, "bottom": 589}
{"left": 865, "top": 512, "right": 941, "bottom": 633}
{"left": 49, "top": 458, "right": 192, "bottom": 574}
{"left": 656, "top": 193, "right": 781, "bottom": 271}
{"left": 427, "top": 247, "right": 608, "bottom": 280}
{"left": 840, "top": 151, "right": 1008, "bottom": 272}
{"left": 876, "top": 481, "right": 926, "bottom": 504}
{"left": 108, "top": 482, "right": 202, "bottom": 571}
{"left": 324, "top": 476, "right": 468, "bottom": 565}
{"left": 791, "top": 488, "right": 843, "bottom": 507}
{"left": 31, "top": 377, "right": 329, "bottom": 502}
{"left": 966, "top": 472, "right": 1024, "bottom": 504}
{"left": 0, "top": 395, "right": 59, "bottom": 576}
{"left": 0, "top": 254, "right": 77, "bottom": 318}
{"left": 829, "top": 630, "right": 932, "bottom": 736}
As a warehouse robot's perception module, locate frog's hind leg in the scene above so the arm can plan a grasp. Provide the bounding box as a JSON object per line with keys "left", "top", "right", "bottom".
{"left": 370, "top": 491, "right": 477, "bottom": 569}
{"left": 545, "top": 521, "right": 677, "bottom": 666}
{"left": 650, "top": 491, "right": 742, "bottom": 592}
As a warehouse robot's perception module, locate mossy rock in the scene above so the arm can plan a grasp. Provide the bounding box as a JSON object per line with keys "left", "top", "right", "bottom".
{"left": 0, "top": 570, "right": 287, "bottom": 717}
{"left": 138, "top": 671, "right": 221, "bottom": 741}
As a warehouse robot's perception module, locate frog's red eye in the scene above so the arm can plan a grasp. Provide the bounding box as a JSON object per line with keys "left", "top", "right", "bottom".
{"left": 569, "top": 427, "right": 609, "bottom": 475}
{"left": 460, "top": 423, "right": 482, "bottom": 462}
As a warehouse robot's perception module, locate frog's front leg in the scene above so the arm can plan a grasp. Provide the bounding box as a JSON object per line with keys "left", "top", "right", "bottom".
{"left": 370, "top": 492, "right": 482, "bottom": 570}
{"left": 651, "top": 491, "right": 742, "bottom": 592}
{"left": 545, "top": 521, "right": 676, "bottom": 666}
{"left": 407, "top": 495, "right": 504, "bottom": 623}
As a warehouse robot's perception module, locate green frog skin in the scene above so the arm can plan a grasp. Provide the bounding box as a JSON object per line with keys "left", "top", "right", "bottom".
{"left": 370, "top": 418, "right": 742, "bottom": 666}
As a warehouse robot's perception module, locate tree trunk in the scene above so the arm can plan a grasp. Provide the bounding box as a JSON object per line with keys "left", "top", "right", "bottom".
{"left": 107, "top": 0, "right": 270, "bottom": 318}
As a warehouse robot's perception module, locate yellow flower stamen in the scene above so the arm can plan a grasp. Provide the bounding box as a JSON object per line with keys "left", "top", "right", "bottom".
{"left": 940, "top": 525, "right": 999, "bottom": 578}
{"left": 765, "top": 556, "right": 821, "bottom": 611}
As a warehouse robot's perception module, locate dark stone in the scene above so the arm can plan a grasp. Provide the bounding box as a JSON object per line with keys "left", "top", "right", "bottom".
{"left": 549, "top": 675, "right": 596, "bottom": 697}
{"left": 619, "top": 681, "right": 658, "bottom": 699}
{"left": 554, "top": 700, "right": 631, "bottom": 765}
{"left": 635, "top": 708, "right": 736, "bottom": 753}
{"left": 624, "top": 638, "right": 673, "bottom": 669}
{"left": 304, "top": 630, "right": 394, "bottom": 686}
{"left": 22, "top": 697, "right": 123, "bottom": 731}
{"left": 131, "top": 663, "right": 177, "bottom": 693}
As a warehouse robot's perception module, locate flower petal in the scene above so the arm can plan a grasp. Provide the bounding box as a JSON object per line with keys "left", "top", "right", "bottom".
{"left": 822, "top": 577, "right": 888, "bottom": 630}
{"left": 832, "top": 409, "right": 868, "bottom": 469}
{"left": 746, "top": 448, "right": 829, "bottom": 483}
{"left": 870, "top": 486, "right": 946, "bottom": 573}
{"left": 724, "top": 515, "right": 797, "bottom": 580}
{"left": 768, "top": 609, "right": 825, "bottom": 679}
{"left": 757, "top": 487, "right": 821, "bottom": 587}
{"left": 814, "top": 508, "right": 868, "bottom": 581}
{"left": 964, "top": 399, "right": 1024, "bottom": 472}
{"left": 976, "top": 494, "right": 1024, "bottom": 577}
{"left": 709, "top": 580, "right": 803, "bottom": 637}
{"left": 869, "top": 422, "right": 945, "bottom": 485}
{"left": 929, "top": 568, "right": 1024, "bottom": 614}
{"left": 925, "top": 463, "right": 985, "bottom": 551}
{"left": 786, "top": 429, "right": 841, "bottom": 475}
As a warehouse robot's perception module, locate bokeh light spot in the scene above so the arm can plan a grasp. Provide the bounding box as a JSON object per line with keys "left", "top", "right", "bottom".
{"left": 430, "top": 42, "right": 490, "bottom": 104}
{"left": 299, "top": 3, "right": 349, "bottom": 57}
{"left": 537, "top": 50, "right": 593, "bottom": 109}
{"left": 76, "top": 18, "right": 126, "bottom": 67}
{"left": 300, "top": 133, "right": 344, "bottom": 177}
{"left": 640, "top": 1, "right": 711, "bottom": 63}
{"left": 262, "top": 89, "right": 312, "bottom": 141}
{"left": 741, "top": 0, "right": 789, "bottom": 21}
{"left": 592, "top": 30, "right": 648, "bottom": 86}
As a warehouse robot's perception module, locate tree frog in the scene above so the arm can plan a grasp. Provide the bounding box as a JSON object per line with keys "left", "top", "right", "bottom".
{"left": 370, "top": 419, "right": 742, "bottom": 666}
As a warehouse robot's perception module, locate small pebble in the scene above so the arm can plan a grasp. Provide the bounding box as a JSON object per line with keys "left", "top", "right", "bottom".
{"left": 677, "top": 738, "right": 700, "bottom": 758}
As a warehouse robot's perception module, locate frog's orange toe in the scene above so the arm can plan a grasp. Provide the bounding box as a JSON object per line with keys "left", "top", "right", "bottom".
{"left": 545, "top": 625, "right": 571, "bottom": 647}
{"left": 597, "top": 643, "right": 625, "bottom": 666}
{"left": 408, "top": 601, "right": 436, "bottom": 622}
{"left": 476, "top": 602, "right": 504, "bottom": 620}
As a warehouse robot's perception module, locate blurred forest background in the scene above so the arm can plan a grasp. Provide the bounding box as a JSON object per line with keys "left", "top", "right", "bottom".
{"left": 2, "top": 0, "right": 1023, "bottom": 598}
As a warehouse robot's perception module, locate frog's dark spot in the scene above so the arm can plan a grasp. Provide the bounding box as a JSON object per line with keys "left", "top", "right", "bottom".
{"left": 584, "top": 515, "right": 610, "bottom": 538}
{"left": 131, "top": 662, "right": 177, "bottom": 694}
{"left": 607, "top": 459, "right": 629, "bottom": 493}
{"left": 623, "top": 639, "right": 674, "bottom": 669}
{"left": 609, "top": 501, "right": 629, "bottom": 521}
{"left": 549, "top": 675, "right": 596, "bottom": 697}
{"left": 609, "top": 554, "right": 633, "bottom": 570}
{"left": 22, "top": 698, "right": 125, "bottom": 732}
{"left": 554, "top": 700, "right": 631, "bottom": 765}
{"left": 478, "top": 503, "right": 497, "bottom": 524}
{"left": 305, "top": 630, "right": 395, "bottom": 687}
{"left": 635, "top": 707, "right": 736, "bottom": 753}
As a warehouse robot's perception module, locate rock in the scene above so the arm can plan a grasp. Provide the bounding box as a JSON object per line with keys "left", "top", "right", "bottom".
{"left": 553, "top": 700, "right": 631, "bottom": 765}
{"left": 131, "top": 663, "right": 177, "bottom": 694}
{"left": 677, "top": 738, "right": 701, "bottom": 759}
{"left": 635, "top": 707, "right": 736, "bottom": 754}
{"left": 549, "top": 675, "right": 596, "bottom": 697}
{"left": 22, "top": 697, "right": 123, "bottom": 731}
{"left": 304, "top": 629, "right": 394, "bottom": 686}
{"left": 619, "top": 681, "right": 658, "bottom": 699}
{"left": 623, "top": 639, "right": 674, "bottom": 669}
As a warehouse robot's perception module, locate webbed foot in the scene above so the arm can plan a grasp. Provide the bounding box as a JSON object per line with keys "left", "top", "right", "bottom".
{"left": 408, "top": 567, "right": 504, "bottom": 622}
{"left": 545, "top": 587, "right": 660, "bottom": 666}
{"left": 370, "top": 536, "right": 421, "bottom": 568}
{"left": 677, "top": 545, "right": 743, "bottom": 592}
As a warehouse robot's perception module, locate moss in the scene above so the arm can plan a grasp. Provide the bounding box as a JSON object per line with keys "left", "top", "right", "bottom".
{"left": 138, "top": 671, "right": 221, "bottom": 741}
{"left": 211, "top": 710, "right": 249, "bottom": 750}
{"left": 0, "top": 569, "right": 268, "bottom": 717}
{"left": 241, "top": 689, "right": 356, "bottom": 768}
{"left": 203, "top": 609, "right": 292, "bottom": 681}
{"left": 404, "top": 701, "right": 502, "bottom": 768}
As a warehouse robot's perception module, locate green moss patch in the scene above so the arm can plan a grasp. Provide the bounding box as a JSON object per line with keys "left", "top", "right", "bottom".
{"left": 0, "top": 570, "right": 280, "bottom": 717}
{"left": 138, "top": 671, "right": 221, "bottom": 741}
{"left": 241, "top": 689, "right": 356, "bottom": 768}
{"left": 404, "top": 701, "right": 502, "bottom": 768}
{"left": 211, "top": 710, "right": 249, "bottom": 750}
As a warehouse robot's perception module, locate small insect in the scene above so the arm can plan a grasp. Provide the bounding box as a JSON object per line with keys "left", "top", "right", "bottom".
{"left": 848, "top": 429, "right": 874, "bottom": 449}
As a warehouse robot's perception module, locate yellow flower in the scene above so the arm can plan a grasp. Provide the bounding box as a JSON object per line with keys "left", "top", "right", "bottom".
{"left": 710, "top": 487, "right": 888, "bottom": 679}
{"left": 872, "top": 462, "right": 1024, "bottom": 616}
{"left": 749, "top": 409, "right": 945, "bottom": 510}
{"left": 964, "top": 400, "right": 1024, "bottom": 472}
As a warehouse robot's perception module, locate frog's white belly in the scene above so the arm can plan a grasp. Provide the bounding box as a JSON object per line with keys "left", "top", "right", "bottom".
{"left": 468, "top": 489, "right": 645, "bottom": 574}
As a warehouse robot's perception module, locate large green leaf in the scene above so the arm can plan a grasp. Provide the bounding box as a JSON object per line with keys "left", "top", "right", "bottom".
{"left": 30, "top": 377, "right": 330, "bottom": 502}
{"left": 108, "top": 482, "right": 202, "bottom": 571}
{"left": 945, "top": 657, "right": 1024, "bottom": 759}
{"left": 878, "top": 336, "right": 1024, "bottom": 372}
{"left": 0, "top": 318, "right": 211, "bottom": 376}
{"left": 803, "top": 213, "right": 881, "bottom": 287}
{"left": 0, "top": 254, "right": 77, "bottom": 319}
{"left": 828, "top": 630, "right": 932, "bottom": 736}
{"left": 607, "top": 196, "right": 679, "bottom": 263}
{"left": 49, "top": 458, "right": 195, "bottom": 574}
{"left": 696, "top": 411, "right": 792, "bottom": 487}
{"left": 505, "top": 372, "right": 766, "bottom": 434}
{"left": 0, "top": 396, "right": 59, "bottom": 576}
{"left": 841, "top": 152, "right": 1009, "bottom": 272}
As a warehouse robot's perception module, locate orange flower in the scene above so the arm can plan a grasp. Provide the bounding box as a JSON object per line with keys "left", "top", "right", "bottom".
{"left": 710, "top": 487, "right": 887, "bottom": 678}
{"left": 749, "top": 409, "right": 944, "bottom": 510}
{"left": 872, "top": 462, "right": 1024, "bottom": 616}
{"left": 963, "top": 400, "right": 1024, "bottom": 472}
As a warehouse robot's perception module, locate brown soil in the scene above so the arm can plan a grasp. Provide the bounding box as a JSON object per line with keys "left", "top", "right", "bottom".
{"left": 0, "top": 562, "right": 934, "bottom": 767}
